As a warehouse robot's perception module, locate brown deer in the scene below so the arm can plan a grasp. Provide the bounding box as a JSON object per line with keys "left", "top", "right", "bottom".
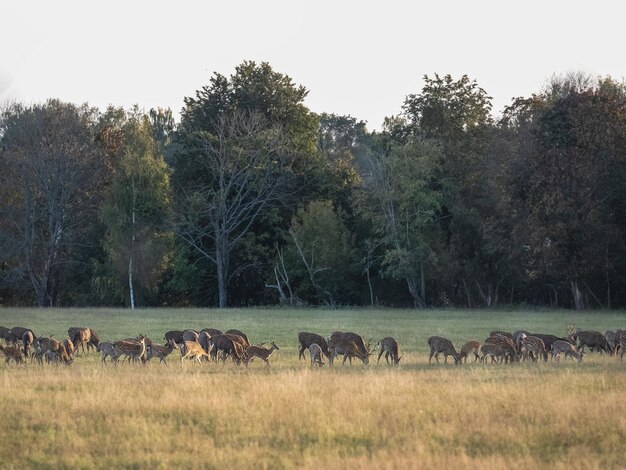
{"left": 63, "top": 338, "right": 75, "bottom": 358}
{"left": 484, "top": 335, "right": 519, "bottom": 363}
{"left": 480, "top": 344, "right": 505, "bottom": 363}
{"left": 113, "top": 336, "right": 147, "bottom": 364}
{"left": 489, "top": 330, "right": 513, "bottom": 340}
{"left": 8, "top": 327, "right": 35, "bottom": 345}
{"left": 225, "top": 329, "right": 250, "bottom": 347}
{"left": 96, "top": 342, "right": 119, "bottom": 365}
{"left": 34, "top": 337, "right": 73, "bottom": 365}
{"left": 328, "top": 338, "right": 369, "bottom": 366}
{"left": 298, "top": 332, "right": 330, "bottom": 361}
{"left": 146, "top": 339, "right": 177, "bottom": 365}
{"left": 164, "top": 330, "right": 184, "bottom": 344}
{"left": 0, "top": 326, "right": 10, "bottom": 344}
{"left": 376, "top": 337, "right": 401, "bottom": 366}
{"left": 179, "top": 341, "right": 211, "bottom": 364}
{"left": 568, "top": 326, "right": 611, "bottom": 354}
{"left": 551, "top": 339, "right": 583, "bottom": 363}
{"left": 427, "top": 336, "right": 461, "bottom": 365}
{"left": 521, "top": 335, "right": 547, "bottom": 362}
{"left": 308, "top": 343, "right": 325, "bottom": 367}
{"left": 459, "top": 340, "right": 481, "bottom": 363}
{"left": 329, "top": 332, "right": 372, "bottom": 365}
{"left": 182, "top": 330, "right": 199, "bottom": 343}
{"left": 69, "top": 327, "right": 94, "bottom": 354}
{"left": 619, "top": 335, "right": 626, "bottom": 361}
{"left": 200, "top": 328, "right": 223, "bottom": 337}
{"left": 0, "top": 344, "right": 25, "bottom": 365}
{"left": 22, "top": 330, "right": 35, "bottom": 356}
{"left": 243, "top": 341, "right": 280, "bottom": 367}
{"left": 208, "top": 334, "right": 245, "bottom": 365}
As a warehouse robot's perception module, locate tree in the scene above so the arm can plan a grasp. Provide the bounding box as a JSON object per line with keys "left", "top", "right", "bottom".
{"left": 98, "top": 108, "right": 172, "bottom": 308}
{"left": 362, "top": 130, "right": 443, "bottom": 308}
{"left": 174, "top": 111, "right": 293, "bottom": 308}
{"left": 524, "top": 76, "right": 626, "bottom": 309}
{"left": 0, "top": 100, "right": 105, "bottom": 306}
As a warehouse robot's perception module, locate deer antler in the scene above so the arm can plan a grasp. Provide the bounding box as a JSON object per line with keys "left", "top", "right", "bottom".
{"left": 567, "top": 324, "right": 575, "bottom": 337}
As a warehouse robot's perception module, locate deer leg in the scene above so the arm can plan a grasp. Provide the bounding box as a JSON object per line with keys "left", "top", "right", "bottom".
{"left": 377, "top": 349, "right": 384, "bottom": 364}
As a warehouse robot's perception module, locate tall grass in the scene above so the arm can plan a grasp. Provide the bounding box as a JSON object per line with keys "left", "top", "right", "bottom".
{"left": 1, "top": 308, "right": 625, "bottom": 468}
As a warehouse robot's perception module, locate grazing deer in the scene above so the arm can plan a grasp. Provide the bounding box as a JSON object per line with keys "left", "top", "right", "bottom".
{"left": 164, "top": 330, "right": 184, "bottom": 344}
{"left": 0, "top": 344, "right": 25, "bottom": 365}
{"left": 489, "top": 330, "right": 513, "bottom": 340}
{"left": 0, "top": 326, "right": 10, "bottom": 344}
{"left": 22, "top": 330, "right": 35, "bottom": 356}
{"left": 551, "top": 339, "right": 583, "bottom": 363}
{"left": 34, "top": 337, "right": 73, "bottom": 365}
{"left": 298, "top": 332, "right": 330, "bottom": 361}
{"left": 427, "top": 336, "right": 461, "bottom": 365}
{"left": 225, "top": 329, "right": 250, "bottom": 347}
{"left": 208, "top": 334, "right": 245, "bottom": 365}
{"left": 528, "top": 333, "right": 573, "bottom": 359}
{"left": 376, "top": 337, "right": 402, "bottom": 366}
{"left": 484, "top": 335, "right": 519, "bottom": 363}
{"left": 329, "top": 332, "right": 372, "bottom": 365}
{"left": 198, "top": 331, "right": 212, "bottom": 356}
{"left": 146, "top": 339, "right": 177, "bottom": 365}
{"left": 459, "top": 341, "right": 481, "bottom": 363}
{"left": 200, "top": 328, "right": 223, "bottom": 337}
{"left": 183, "top": 330, "right": 199, "bottom": 343}
{"left": 520, "top": 335, "right": 547, "bottom": 362}
{"left": 114, "top": 336, "right": 147, "bottom": 364}
{"left": 328, "top": 338, "right": 369, "bottom": 366}
{"left": 513, "top": 330, "right": 529, "bottom": 353}
{"left": 87, "top": 329, "right": 100, "bottom": 352}
{"left": 8, "top": 327, "right": 35, "bottom": 345}
{"left": 243, "top": 341, "right": 280, "bottom": 367}
{"left": 69, "top": 327, "right": 93, "bottom": 354}
{"left": 63, "top": 339, "right": 75, "bottom": 358}
{"left": 180, "top": 341, "right": 211, "bottom": 364}
{"left": 96, "top": 342, "right": 119, "bottom": 365}
{"left": 480, "top": 344, "right": 505, "bottom": 364}
{"left": 309, "top": 343, "right": 325, "bottom": 367}
{"left": 604, "top": 330, "right": 617, "bottom": 354}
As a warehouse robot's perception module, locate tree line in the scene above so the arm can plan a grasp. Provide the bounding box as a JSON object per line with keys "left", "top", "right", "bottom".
{"left": 1, "top": 62, "right": 625, "bottom": 310}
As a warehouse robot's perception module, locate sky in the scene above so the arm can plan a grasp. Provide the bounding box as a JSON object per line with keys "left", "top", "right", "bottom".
{"left": 1, "top": 0, "right": 624, "bottom": 130}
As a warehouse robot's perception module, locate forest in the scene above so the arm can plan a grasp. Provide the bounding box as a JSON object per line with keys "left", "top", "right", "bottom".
{"left": 1, "top": 61, "right": 625, "bottom": 310}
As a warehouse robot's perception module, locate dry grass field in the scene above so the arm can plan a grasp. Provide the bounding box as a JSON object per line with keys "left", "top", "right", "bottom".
{"left": 1, "top": 307, "right": 625, "bottom": 469}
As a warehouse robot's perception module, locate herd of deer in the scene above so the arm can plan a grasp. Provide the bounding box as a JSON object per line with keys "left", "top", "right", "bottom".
{"left": 0, "top": 323, "right": 624, "bottom": 368}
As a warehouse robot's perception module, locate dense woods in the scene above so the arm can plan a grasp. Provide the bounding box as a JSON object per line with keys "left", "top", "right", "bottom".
{"left": 1, "top": 63, "right": 625, "bottom": 309}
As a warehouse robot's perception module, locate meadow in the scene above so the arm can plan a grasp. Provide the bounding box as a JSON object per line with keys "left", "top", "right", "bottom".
{"left": 1, "top": 307, "right": 625, "bottom": 469}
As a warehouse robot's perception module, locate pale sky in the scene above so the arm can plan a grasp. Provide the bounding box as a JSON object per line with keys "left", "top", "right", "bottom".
{"left": 1, "top": 0, "right": 624, "bottom": 130}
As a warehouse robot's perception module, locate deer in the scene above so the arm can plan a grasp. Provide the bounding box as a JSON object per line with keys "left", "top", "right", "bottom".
{"left": 198, "top": 331, "right": 212, "bottom": 356}
{"left": 200, "top": 328, "right": 223, "bottom": 337}
{"left": 376, "top": 337, "right": 402, "bottom": 366}
{"left": 208, "top": 334, "right": 245, "bottom": 365}
{"left": 164, "top": 330, "right": 184, "bottom": 344}
{"left": 308, "top": 343, "right": 325, "bottom": 367}
{"left": 0, "top": 344, "right": 25, "bottom": 365}
{"left": 69, "top": 327, "right": 94, "bottom": 354}
{"left": 513, "top": 330, "right": 529, "bottom": 353}
{"left": 489, "top": 330, "right": 513, "bottom": 340}
{"left": 551, "top": 339, "right": 583, "bottom": 363}
{"left": 520, "top": 335, "right": 547, "bottom": 362}
{"left": 225, "top": 329, "right": 250, "bottom": 347}
{"left": 8, "top": 327, "right": 35, "bottom": 345}
{"left": 113, "top": 336, "right": 147, "bottom": 364}
{"left": 619, "top": 335, "right": 626, "bottom": 361}
{"left": 34, "top": 337, "right": 73, "bottom": 365}
{"left": 298, "top": 332, "right": 330, "bottom": 361}
{"left": 146, "top": 339, "right": 177, "bottom": 365}
{"left": 22, "top": 330, "right": 35, "bottom": 357}
{"left": 0, "top": 326, "right": 10, "bottom": 344}
{"left": 329, "top": 332, "right": 372, "bottom": 365}
{"left": 182, "top": 330, "right": 199, "bottom": 343}
{"left": 459, "top": 340, "right": 481, "bottom": 363}
{"left": 179, "top": 341, "right": 211, "bottom": 364}
{"left": 96, "top": 342, "right": 119, "bottom": 365}
{"left": 480, "top": 344, "right": 505, "bottom": 364}
{"left": 243, "top": 341, "right": 280, "bottom": 367}
{"left": 484, "top": 335, "right": 519, "bottom": 363}
{"left": 328, "top": 337, "right": 369, "bottom": 366}
{"left": 63, "top": 338, "right": 75, "bottom": 358}
{"left": 568, "top": 326, "right": 611, "bottom": 354}
{"left": 427, "top": 336, "right": 461, "bottom": 365}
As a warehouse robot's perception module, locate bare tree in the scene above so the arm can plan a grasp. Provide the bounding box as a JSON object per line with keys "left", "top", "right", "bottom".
{"left": 0, "top": 100, "right": 104, "bottom": 306}
{"left": 175, "top": 111, "right": 293, "bottom": 308}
